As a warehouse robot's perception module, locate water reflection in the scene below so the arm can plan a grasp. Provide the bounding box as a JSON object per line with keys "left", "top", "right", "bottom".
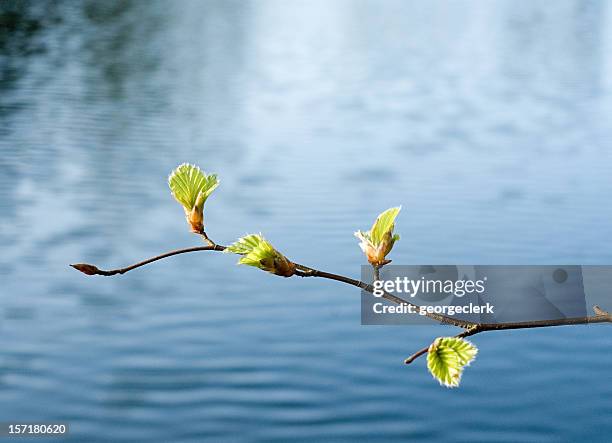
{"left": 1, "top": 1, "right": 612, "bottom": 441}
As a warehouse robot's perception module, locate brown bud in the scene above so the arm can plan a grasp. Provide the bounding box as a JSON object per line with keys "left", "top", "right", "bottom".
{"left": 273, "top": 256, "right": 296, "bottom": 277}
{"left": 187, "top": 206, "right": 204, "bottom": 233}
{"left": 257, "top": 256, "right": 296, "bottom": 277}
{"left": 70, "top": 263, "right": 100, "bottom": 275}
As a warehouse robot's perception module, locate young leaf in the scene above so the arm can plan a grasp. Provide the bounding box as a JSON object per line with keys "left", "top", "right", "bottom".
{"left": 168, "top": 163, "right": 219, "bottom": 233}
{"left": 354, "top": 206, "right": 401, "bottom": 267}
{"left": 427, "top": 337, "right": 478, "bottom": 388}
{"left": 168, "top": 163, "right": 219, "bottom": 210}
{"left": 226, "top": 234, "right": 295, "bottom": 277}
{"left": 225, "top": 234, "right": 264, "bottom": 255}
{"left": 370, "top": 206, "right": 401, "bottom": 246}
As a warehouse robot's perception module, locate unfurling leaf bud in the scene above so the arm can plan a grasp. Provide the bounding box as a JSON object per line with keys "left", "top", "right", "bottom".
{"left": 225, "top": 234, "right": 296, "bottom": 277}
{"left": 168, "top": 163, "right": 219, "bottom": 234}
{"left": 355, "top": 207, "right": 401, "bottom": 267}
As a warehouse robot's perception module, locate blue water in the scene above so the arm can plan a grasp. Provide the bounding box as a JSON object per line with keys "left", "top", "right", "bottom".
{"left": 1, "top": 1, "right": 611, "bottom": 441}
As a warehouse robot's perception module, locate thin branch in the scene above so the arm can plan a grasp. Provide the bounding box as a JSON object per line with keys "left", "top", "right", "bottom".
{"left": 199, "top": 231, "right": 216, "bottom": 247}
{"left": 404, "top": 346, "right": 429, "bottom": 364}
{"left": 70, "top": 245, "right": 224, "bottom": 276}
{"left": 71, "top": 242, "right": 612, "bottom": 365}
{"left": 462, "top": 311, "right": 612, "bottom": 333}
{"left": 404, "top": 308, "right": 612, "bottom": 365}
{"left": 373, "top": 265, "right": 381, "bottom": 282}
{"left": 72, "top": 242, "right": 472, "bottom": 327}
{"left": 294, "top": 265, "right": 473, "bottom": 328}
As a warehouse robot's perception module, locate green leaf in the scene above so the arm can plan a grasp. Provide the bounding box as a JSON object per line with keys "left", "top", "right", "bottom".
{"left": 225, "top": 234, "right": 296, "bottom": 277}
{"left": 427, "top": 337, "right": 478, "bottom": 388}
{"left": 168, "top": 163, "right": 219, "bottom": 210}
{"left": 370, "top": 206, "right": 401, "bottom": 246}
{"left": 226, "top": 234, "right": 267, "bottom": 255}
{"left": 427, "top": 344, "right": 460, "bottom": 387}
{"left": 226, "top": 234, "right": 275, "bottom": 263}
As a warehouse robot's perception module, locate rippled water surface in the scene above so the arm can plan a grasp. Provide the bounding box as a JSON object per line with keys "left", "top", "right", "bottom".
{"left": 1, "top": 1, "right": 612, "bottom": 441}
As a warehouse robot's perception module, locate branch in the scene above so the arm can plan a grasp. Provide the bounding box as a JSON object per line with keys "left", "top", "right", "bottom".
{"left": 293, "top": 265, "right": 472, "bottom": 328}
{"left": 70, "top": 245, "right": 224, "bottom": 276}
{"left": 404, "top": 307, "right": 612, "bottom": 365}
{"left": 74, "top": 164, "right": 611, "bottom": 387}
{"left": 71, "top": 243, "right": 611, "bottom": 366}
{"left": 71, "top": 243, "right": 472, "bottom": 327}
{"left": 404, "top": 346, "right": 429, "bottom": 364}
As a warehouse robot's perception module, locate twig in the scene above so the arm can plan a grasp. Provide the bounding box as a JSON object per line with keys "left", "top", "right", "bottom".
{"left": 404, "top": 346, "right": 429, "bottom": 364}
{"left": 294, "top": 264, "right": 473, "bottom": 328}
{"left": 199, "top": 231, "right": 216, "bottom": 247}
{"left": 70, "top": 245, "right": 223, "bottom": 276}
{"left": 72, "top": 244, "right": 473, "bottom": 327}
{"left": 71, "top": 243, "right": 611, "bottom": 364}
{"left": 404, "top": 308, "right": 612, "bottom": 365}
{"left": 373, "top": 265, "right": 381, "bottom": 282}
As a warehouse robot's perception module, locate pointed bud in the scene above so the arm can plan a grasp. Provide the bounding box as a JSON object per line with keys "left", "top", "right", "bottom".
{"left": 70, "top": 263, "right": 100, "bottom": 275}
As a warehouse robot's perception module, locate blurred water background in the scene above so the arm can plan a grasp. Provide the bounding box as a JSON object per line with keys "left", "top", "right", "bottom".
{"left": 1, "top": 0, "right": 612, "bottom": 441}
